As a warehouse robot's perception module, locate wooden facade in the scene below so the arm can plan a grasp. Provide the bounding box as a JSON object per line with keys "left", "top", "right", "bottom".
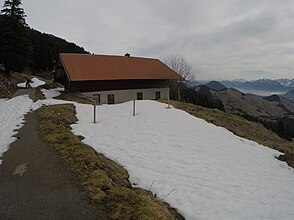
{"left": 69, "top": 79, "right": 169, "bottom": 92}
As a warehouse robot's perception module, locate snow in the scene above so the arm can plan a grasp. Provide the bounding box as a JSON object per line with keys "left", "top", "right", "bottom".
{"left": 0, "top": 89, "right": 64, "bottom": 163}
{"left": 71, "top": 100, "right": 294, "bottom": 220}
{"left": 17, "top": 77, "right": 45, "bottom": 88}
{"left": 41, "top": 88, "right": 64, "bottom": 99}
{"left": 1, "top": 89, "right": 294, "bottom": 220}
{"left": 0, "top": 96, "right": 33, "bottom": 164}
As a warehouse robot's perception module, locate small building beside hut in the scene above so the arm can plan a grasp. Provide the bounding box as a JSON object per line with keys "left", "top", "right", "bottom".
{"left": 54, "top": 53, "right": 181, "bottom": 104}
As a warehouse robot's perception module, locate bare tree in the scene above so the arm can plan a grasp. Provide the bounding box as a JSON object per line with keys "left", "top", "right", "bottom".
{"left": 164, "top": 54, "right": 195, "bottom": 101}
{"left": 164, "top": 53, "right": 194, "bottom": 81}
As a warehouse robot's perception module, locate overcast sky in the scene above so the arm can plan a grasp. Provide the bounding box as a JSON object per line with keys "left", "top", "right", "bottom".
{"left": 2, "top": 0, "right": 294, "bottom": 80}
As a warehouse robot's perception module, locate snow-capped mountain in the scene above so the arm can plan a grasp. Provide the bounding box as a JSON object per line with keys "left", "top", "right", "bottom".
{"left": 276, "top": 79, "right": 294, "bottom": 87}
{"left": 219, "top": 79, "right": 294, "bottom": 92}
{"left": 240, "top": 79, "right": 287, "bottom": 91}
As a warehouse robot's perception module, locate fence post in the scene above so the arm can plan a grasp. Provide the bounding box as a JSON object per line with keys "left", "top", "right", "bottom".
{"left": 133, "top": 99, "right": 136, "bottom": 116}
{"left": 167, "top": 96, "right": 171, "bottom": 109}
{"left": 167, "top": 89, "right": 171, "bottom": 108}
{"left": 93, "top": 99, "right": 96, "bottom": 123}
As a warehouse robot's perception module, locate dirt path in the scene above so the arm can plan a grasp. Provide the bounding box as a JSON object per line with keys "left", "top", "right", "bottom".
{"left": 0, "top": 96, "right": 109, "bottom": 219}
{"left": 12, "top": 88, "right": 36, "bottom": 100}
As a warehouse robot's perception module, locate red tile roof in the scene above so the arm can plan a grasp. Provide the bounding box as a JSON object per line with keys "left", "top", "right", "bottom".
{"left": 60, "top": 53, "right": 182, "bottom": 81}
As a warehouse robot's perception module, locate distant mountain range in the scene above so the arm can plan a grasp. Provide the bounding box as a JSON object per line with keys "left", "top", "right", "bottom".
{"left": 276, "top": 79, "right": 294, "bottom": 87}
{"left": 182, "top": 79, "right": 294, "bottom": 140}
{"left": 220, "top": 79, "right": 294, "bottom": 92}
{"left": 191, "top": 82, "right": 294, "bottom": 118}
{"left": 188, "top": 79, "right": 294, "bottom": 96}
{"left": 185, "top": 80, "right": 294, "bottom": 139}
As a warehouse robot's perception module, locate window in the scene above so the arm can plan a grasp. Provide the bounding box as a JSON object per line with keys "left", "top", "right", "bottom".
{"left": 137, "top": 92, "right": 143, "bottom": 100}
{"left": 93, "top": 94, "right": 100, "bottom": 104}
{"left": 155, "top": 91, "right": 161, "bottom": 100}
{"left": 107, "top": 94, "right": 115, "bottom": 104}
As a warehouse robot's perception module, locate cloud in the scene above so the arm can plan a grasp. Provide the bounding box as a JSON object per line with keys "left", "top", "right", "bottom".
{"left": 243, "top": 70, "right": 275, "bottom": 79}
{"left": 2, "top": 0, "right": 294, "bottom": 80}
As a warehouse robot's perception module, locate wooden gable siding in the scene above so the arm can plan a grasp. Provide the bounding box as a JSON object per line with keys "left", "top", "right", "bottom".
{"left": 68, "top": 79, "right": 169, "bottom": 92}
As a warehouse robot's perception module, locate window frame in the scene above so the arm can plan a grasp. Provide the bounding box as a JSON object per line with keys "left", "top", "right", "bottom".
{"left": 137, "top": 92, "right": 143, "bottom": 100}
{"left": 155, "top": 91, "right": 161, "bottom": 100}
{"left": 107, "top": 94, "right": 115, "bottom": 104}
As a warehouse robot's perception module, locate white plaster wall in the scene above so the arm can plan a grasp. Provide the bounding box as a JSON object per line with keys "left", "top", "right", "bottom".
{"left": 83, "top": 88, "right": 169, "bottom": 104}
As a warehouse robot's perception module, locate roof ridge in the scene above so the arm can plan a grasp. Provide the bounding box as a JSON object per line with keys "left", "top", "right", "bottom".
{"left": 60, "top": 53, "right": 159, "bottom": 61}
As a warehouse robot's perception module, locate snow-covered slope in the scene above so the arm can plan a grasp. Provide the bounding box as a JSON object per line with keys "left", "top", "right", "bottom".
{"left": 71, "top": 100, "right": 294, "bottom": 220}
{"left": 1, "top": 92, "right": 294, "bottom": 220}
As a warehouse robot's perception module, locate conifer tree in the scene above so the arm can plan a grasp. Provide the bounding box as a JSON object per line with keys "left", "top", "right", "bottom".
{"left": 0, "top": 0, "right": 31, "bottom": 74}
{"left": 1, "top": 0, "right": 26, "bottom": 25}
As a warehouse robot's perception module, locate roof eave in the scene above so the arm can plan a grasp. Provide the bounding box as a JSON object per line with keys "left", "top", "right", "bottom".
{"left": 59, "top": 54, "right": 72, "bottom": 81}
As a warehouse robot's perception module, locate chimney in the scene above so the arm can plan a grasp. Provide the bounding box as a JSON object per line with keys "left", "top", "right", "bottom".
{"left": 125, "top": 53, "right": 130, "bottom": 57}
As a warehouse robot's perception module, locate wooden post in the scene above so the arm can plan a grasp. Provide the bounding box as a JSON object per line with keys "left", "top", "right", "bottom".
{"left": 178, "top": 87, "right": 181, "bottom": 102}
{"left": 133, "top": 99, "right": 136, "bottom": 116}
{"left": 167, "top": 89, "right": 171, "bottom": 109}
{"left": 93, "top": 99, "right": 96, "bottom": 123}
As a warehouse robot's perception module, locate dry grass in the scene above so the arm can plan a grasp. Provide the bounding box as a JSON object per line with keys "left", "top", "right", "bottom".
{"left": 0, "top": 72, "right": 27, "bottom": 98}
{"left": 164, "top": 100, "right": 294, "bottom": 168}
{"left": 37, "top": 104, "right": 183, "bottom": 220}
{"left": 34, "top": 87, "right": 45, "bottom": 101}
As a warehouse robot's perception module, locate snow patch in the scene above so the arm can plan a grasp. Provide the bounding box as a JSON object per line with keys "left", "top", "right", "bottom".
{"left": 17, "top": 78, "right": 45, "bottom": 88}
{"left": 41, "top": 88, "right": 63, "bottom": 99}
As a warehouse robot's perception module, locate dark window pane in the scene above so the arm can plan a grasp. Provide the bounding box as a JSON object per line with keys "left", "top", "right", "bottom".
{"left": 155, "top": 91, "right": 161, "bottom": 100}
{"left": 137, "top": 92, "right": 143, "bottom": 100}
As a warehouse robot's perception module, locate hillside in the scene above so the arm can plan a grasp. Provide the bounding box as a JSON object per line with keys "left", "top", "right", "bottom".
{"left": 205, "top": 81, "right": 227, "bottom": 91}
{"left": 29, "top": 29, "right": 88, "bottom": 73}
{"left": 212, "top": 88, "right": 294, "bottom": 118}
{"left": 283, "top": 89, "right": 294, "bottom": 101}
{"left": 0, "top": 11, "right": 88, "bottom": 97}
{"left": 0, "top": 14, "right": 88, "bottom": 75}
